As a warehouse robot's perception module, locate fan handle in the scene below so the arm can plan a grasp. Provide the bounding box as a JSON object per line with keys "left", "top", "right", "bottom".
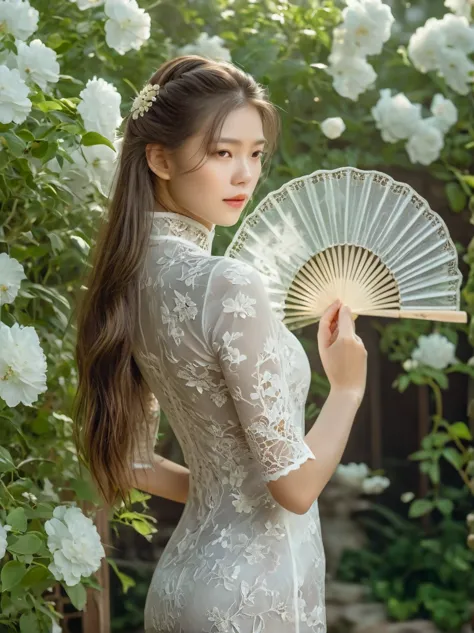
{"left": 357, "top": 309, "right": 468, "bottom": 323}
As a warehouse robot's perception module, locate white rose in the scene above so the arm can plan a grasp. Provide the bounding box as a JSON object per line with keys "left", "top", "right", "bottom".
{"left": 77, "top": 76, "right": 122, "bottom": 141}
{"left": 445, "top": 0, "right": 474, "bottom": 20}
{"left": 82, "top": 141, "right": 120, "bottom": 197}
{"left": 371, "top": 89, "right": 422, "bottom": 142}
{"left": 47, "top": 147, "right": 95, "bottom": 200}
{"left": 0, "top": 322, "right": 47, "bottom": 407}
{"left": 326, "top": 54, "right": 377, "bottom": 101}
{"left": 341, "top": 0, "right": 395, "bottom": 57}
{"left": 321, "top": 117, "right": 346, "bottom": 139}
{"left": 45, "top": 506, "right": 105, "bottom": 587}
{"left": 0, "top": 0, "right": 39, "bottom": 41}
{"left": 0, "top": 523, "right": 12, "bottom": 559}
{"left": 0, "top": 65, "right": 32, "bottom": 125}
{"left": 408, "top": 18, "right": 446, "bottom": 73}
{"left": 104, "top": 0, "right": 151, "bottom": 56}
{"left": 405, "top": 120, "right": 444, "bottom": 165}
{"left": 0, "top": 253, "right": 26, "bottom": 306}
{"left": 16, "top": 39, "right": 60, "bottom": 91}
{"left": 362, "top": 475, "right": 390, "bottom": 495}
{"left": 437, "top": 47, "right": 474, "bottom": 95}
{"left": 440, "top": 12, "right": 474, "bottom": 53}
{"left": 178, "top": 33, "right": 232, "bottom": 62}
{"left": 430, "top": 94, "right": 458, "bottom": 133}
{"left": 335, "top": 462, "right": 370, "bottom": 489}
{"left": 412, "top": 332, "right": 457, "bottom": 370}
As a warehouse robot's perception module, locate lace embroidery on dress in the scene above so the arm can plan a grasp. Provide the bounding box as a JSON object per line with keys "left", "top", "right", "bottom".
{"left": 149, "top": 208, "right": 215, "bottom": 254}
{"left": 131, "top": 209, "right": 326, "bottom": 633}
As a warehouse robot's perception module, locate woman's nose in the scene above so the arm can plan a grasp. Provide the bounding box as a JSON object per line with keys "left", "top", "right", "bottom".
{"left": 233, "top": 162, "right": 253, "bottom": 184}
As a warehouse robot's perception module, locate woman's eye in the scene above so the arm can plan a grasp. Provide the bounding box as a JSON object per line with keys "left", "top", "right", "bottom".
{"left": 215, "top": 150, "right": 265, "bottom": 158}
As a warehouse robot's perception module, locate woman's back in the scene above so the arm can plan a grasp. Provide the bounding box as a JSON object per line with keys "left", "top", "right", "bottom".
{"left": 134, "top": 210, "right": 326, "bottom": 633}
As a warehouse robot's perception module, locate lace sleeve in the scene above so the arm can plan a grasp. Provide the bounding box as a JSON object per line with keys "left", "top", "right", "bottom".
{"left": 207, "top": 259, "right": 316, "bottom": 482}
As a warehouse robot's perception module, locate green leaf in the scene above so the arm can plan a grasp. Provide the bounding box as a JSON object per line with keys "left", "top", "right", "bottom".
{"left": 442, "top": 447, "right": 463, "bottom": 469}
{"left": 445, "top": 182, "right": 467, "bottom": 213}
{"left": 427, "top": 461, "right": 440, "bottom": 485}
{"left": 131, "top": 519, "right": 155, "bottom": 538}
{"left": 20, "top": 565, "right": 51, "bottom": 590}
{"left": 0, "top": 132, "right": 27, "bottom": 157}
{"left": 449, "top": 422, "right": 472, "bottom": 441}
{"left": 409, "top": 450, "right": 431, "bottom": 461}
{"left": 461, "top": 174, "right": 474, "bottom": 188}
{"left": 435, "top": 498, "right": 454, "bottom": 516}
{"left": 431, "top": 432, "right": 450, "bottom": 447}
{"left": 70, "top": 478, "right": 100, "bottom": 503}
{"left": 81, "top": 131, "right": 116, "bottom": 152}
{"left": 0, "top": 447, "right": 15, "bottom": 473}
{"left": 1, "top": 561, "right": 27, "bottom": 592}
{"left": 34, "top": 100, "right": 64, "bottom": 113}
{"left": 409, "top": 499, "right": 434, "bottom": 518}
{"left": 8, "top": 533, "right": 42, "bottom": 555}
{"left": 64, "top": 582, "right": 87, "bottom": 611}
{"left": 19, "top": 612, "right": 40, "bottom": 633}
{"left": 107, "top": 558, "right": 135, "bottom": 595}
{"left": 7, "top": 508, "right": 27, "bottom": 533}
{"left": 398, "top": 374, "right": 411, "bottom": 392}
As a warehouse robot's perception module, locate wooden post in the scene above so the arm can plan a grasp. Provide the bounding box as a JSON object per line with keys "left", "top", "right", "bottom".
{"left": 82, "top": 505, "right": 111, "bottom": 633}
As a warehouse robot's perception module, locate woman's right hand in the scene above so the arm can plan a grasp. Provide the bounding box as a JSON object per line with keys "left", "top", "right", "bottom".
{"left": 317, "top": 300, "right": 368, "bottom": 403}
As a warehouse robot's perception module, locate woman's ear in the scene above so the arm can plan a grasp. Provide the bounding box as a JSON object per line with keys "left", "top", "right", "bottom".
{"left": 146, "top": 144, "right": 172, "bottom": 180}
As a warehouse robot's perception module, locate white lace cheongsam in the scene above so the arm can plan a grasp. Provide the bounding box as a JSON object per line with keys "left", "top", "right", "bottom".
{"left": 133, "top": 210, "right": 326, "bottom": 633}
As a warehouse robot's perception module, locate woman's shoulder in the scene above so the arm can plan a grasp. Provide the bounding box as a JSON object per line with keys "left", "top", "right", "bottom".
{"left": 207, "top": 255, "right": 262, "bottom": 287}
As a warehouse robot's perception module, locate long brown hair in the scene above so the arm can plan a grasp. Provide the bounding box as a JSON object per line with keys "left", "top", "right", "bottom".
{"left": 73, "top": 55, "right": 281, "bottom": 507}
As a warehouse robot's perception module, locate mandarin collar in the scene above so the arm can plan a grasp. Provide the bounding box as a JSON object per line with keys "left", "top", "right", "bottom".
{"left": 149, "top": 209, "right": 215, "bottom": 254}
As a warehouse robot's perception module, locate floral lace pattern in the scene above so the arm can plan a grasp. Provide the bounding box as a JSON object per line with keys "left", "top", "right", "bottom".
{"left": 133, "top": 211, "right": 326, "bottom": 632}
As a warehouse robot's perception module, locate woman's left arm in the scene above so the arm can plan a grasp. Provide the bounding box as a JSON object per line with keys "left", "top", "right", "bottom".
{"left": 131, "top": 454, "right": 190, "bottom": 504}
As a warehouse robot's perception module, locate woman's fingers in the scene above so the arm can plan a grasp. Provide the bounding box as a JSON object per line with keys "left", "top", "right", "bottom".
{"left": 329, "top": 326, "right": 339, "bottom": 346}
{"left": 337, "top": 305, "right": 356, "bottom": 337}
{"left": 318, "top": 300, "right": 342, "bottom": 348}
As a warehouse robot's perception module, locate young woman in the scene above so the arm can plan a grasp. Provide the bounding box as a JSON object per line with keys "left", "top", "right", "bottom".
{"left": 74, "top": 55, "right": 367, "bottom": 633}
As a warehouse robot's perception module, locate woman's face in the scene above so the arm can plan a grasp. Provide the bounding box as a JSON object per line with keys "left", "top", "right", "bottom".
{"left": 147, "top": 104, "right": 266, "bottom": 230}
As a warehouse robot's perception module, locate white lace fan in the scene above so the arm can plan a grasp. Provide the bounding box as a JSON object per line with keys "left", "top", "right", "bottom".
{"left": 225, "top": 167, "right": 467, "bottom": 330}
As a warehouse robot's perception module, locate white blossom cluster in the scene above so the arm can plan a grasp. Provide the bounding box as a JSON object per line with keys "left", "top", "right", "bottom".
{"left": 408, "top": 11, "right": 474, "bottom": 95}
{"left": 321, "top": 116, "right": 346, "bottom": 139}
{"left": 45, "top": 505, "right": 105, "bottom": 587}
{"left": 410, "top": 332, "right": 457, "bottom": 370}
{"left": 0, "top": 0, "right": 149, "bottom": 198}
{"left": 325, "top": 0, "right": 395, "bottom": 100}
{"left": 445, "top": 0, "right": 474, "bottom": 20}
{"left": 0, "top": 253, "right": 47, "bottom": 407}
{"left": 335, "top": 462, "right": 390, "bottom": 495}
{"left": 178, "top": 32, "right": 232, "bottom": 62}
{"left": 371, "top": 90, "right": 458, "bottom": 165}
{"left": 0, "top": 0, "right": 59, "bottom": 124}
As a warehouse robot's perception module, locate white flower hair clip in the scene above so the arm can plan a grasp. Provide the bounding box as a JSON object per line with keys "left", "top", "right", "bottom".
{"left": 131, "top": 83, "right": 161, "bottom": 120}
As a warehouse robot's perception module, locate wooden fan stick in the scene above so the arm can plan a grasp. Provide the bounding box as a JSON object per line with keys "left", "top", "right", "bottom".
{"left": 283, "top": 243, "right": 468, "bottom": 324}
{"left": 354, "top": 309, "right": 468, "bottom": 323}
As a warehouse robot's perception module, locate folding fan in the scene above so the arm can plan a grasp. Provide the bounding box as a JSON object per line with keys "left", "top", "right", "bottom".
{"left": 224, "top": 167, "right": 467, "bottom": 329}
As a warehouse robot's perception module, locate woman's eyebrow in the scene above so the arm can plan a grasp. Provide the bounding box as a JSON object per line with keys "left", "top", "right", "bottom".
{"left": 217, "top": 137, "right": 267, "bottom": 146}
